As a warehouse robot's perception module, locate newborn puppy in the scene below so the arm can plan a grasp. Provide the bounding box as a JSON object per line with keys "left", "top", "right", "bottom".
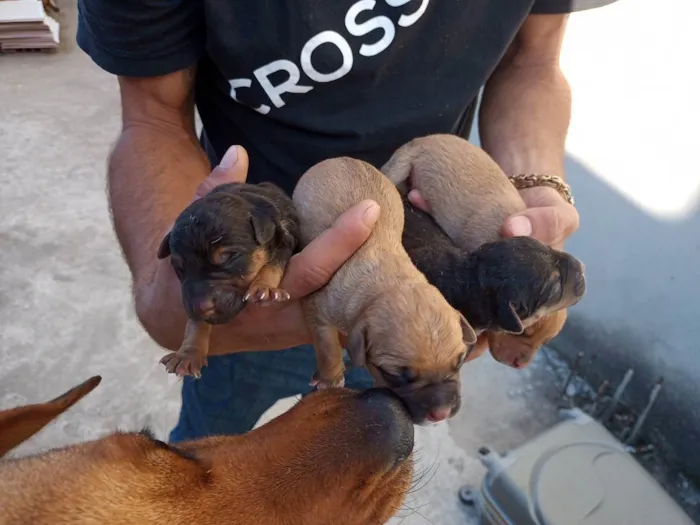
{"left": 157, "top": 182, "right": 300, "bottom": 377}
{"left": 292, "top": 157, "right": 476, "bottom": 425}
{"left": 402, "top": 199, "right": 584, "bottom": 339}
{"left": 384, "top": 134, "right": 586, "bottom": 368}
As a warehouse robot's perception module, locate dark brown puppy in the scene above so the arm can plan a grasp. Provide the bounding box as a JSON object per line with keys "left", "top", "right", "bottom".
{"left": 384, "top": 134, "right": 586, "bottom": 368}
{"left": 0, "top": 377, "right": 414, "bottom": 525}
{"left": 293, "top": 157, "right": 476, "bottom": 425}
{"left": 157, "top": 181, "right": 300, "bottom": 377}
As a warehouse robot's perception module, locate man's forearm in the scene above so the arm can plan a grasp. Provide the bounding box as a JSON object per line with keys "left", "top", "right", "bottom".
{"left": 109, "top": 126, "right": 210, "bottom": 290}
{"left": 108, "top": 99, "right": 212, "bottom": 349}
{"left": 478, "top": 15, "right": 572, "bottom": 178}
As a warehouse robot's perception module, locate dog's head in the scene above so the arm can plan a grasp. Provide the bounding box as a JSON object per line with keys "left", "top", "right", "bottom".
{"left": 0, "top": 380, "right": 414, "bottom": 525}
{"left": 467, "top": 236, "right": 586, "bottom": 334}
{"left": 188, "top": 387, "right": 415, "bottom": 524}
{"left": 157, "top": 184, "right": 280, "bottom": 325}
{"left": 345, "top": 284, "right": 476, "bottom": 426}
{"left": 487, "top": 309, "right": 568, "bottom": 368}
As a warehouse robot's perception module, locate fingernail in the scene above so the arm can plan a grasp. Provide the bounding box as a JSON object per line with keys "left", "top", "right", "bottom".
{"left": 508, "top": 216, "right": 532, "bottom": 237}
{"left": 218, "top": 146, "right": 239, "bottom": 170}
{"left": 362, "top": 201, "right": 381, "bottom": 226}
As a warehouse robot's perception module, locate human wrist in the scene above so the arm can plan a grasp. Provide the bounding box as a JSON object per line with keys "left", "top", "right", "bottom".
{"left": 133, "top": 261, "right": 190, "bottom": 352}
{"left": 508, "top": 173, "right": 574, "bottom": 207}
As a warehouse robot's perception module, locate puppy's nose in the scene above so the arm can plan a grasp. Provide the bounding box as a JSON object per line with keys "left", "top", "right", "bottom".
{"left": 401, "top": 380, "right": 461, "bottom": 424}
{"left": 426, "top": 407, "right": 452, "bottom": 423}
{"left": 194, "top": 298, "right": 216, "bottom": 317}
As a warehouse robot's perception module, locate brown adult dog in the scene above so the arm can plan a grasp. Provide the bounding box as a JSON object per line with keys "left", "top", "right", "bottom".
{"left": 292, "top": 157, "right": 477, "bottom": 425}
{"left": 382, "top": 134, "right": 586, "bottom": 368}
{"left": 0, "top": 376, "right": 414, "bottom": 525}
{"left": 156, "top": 182, "right": 300, "bottom": 378}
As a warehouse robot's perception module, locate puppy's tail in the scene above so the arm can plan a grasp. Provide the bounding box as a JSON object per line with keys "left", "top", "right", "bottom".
{"left": 0, "top": 375, "right": 102, "bottom": 457}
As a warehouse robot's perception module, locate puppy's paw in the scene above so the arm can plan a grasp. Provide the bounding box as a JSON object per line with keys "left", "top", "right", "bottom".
{"left": 310, "top": 370, "right": 346, "bottom": 390}
{"left": 160, "top": 348, "right": 208, "bottom": 379}
{"left": 243, "top": 284, "right": 291, "bottom": 306}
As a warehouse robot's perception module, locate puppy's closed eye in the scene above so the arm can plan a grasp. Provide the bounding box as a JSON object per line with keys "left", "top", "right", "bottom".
{"left": 376, "top": 366, "right": 417, "bottom": 387}
{"left": 210, "top": 247, "right": 243, "bottom": 267}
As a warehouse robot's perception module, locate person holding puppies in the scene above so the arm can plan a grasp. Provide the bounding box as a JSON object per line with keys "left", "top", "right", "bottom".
{"left": 77, "top": 0, "right": 619, "bottom": 441}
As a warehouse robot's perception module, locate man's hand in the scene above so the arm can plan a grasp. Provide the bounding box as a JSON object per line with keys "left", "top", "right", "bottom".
{"left": 408, "top": 183, "right": 578, "bottom": 249}
{"left": 169, "top": 145, "right": 380, "bottom": 353}
{"left": 112, "top": 67, "right": 378, "bottom": 355}
{"left": 502, "top": 186, "right": 579, "bottom": 249}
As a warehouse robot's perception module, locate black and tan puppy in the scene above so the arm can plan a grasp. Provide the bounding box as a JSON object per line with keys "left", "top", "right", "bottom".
{"left": 157, "top": 181, "right": 300, "bottom": 377}
{"left": 402, "top": 199, "right": 583, "bottom": 347}
{"left": 292, "top": 157, "right": 476, "bottom": 425}
{"left": 384, "top": 134, "right": 586, "bottom": 368}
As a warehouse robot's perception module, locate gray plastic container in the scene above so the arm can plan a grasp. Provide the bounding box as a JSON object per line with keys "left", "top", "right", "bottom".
{"left": 477, "top": 409, "right": 695, "bottom": 525}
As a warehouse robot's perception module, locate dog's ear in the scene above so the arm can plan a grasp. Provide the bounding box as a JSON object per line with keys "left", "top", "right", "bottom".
{"left": 250, "top": 207, "right": 277, "bottom": 245}
{"left": 0, "top": 376, "right": 101, "bottom": 457}
{"left": 157, "top": 231, "right": 172, "bottom": 259}
{"left": 346, "top": 322, "right": 369, "bottom": 367}
{"left": 496, "top": 302, "right": 525, "bottom": 334}
{"left": 458, "top": 313, "right": 478, "bottom": 345}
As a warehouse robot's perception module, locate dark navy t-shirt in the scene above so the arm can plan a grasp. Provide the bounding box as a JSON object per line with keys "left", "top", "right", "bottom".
{"left": 77, "top": 0, "right": 617, "bottom": 195}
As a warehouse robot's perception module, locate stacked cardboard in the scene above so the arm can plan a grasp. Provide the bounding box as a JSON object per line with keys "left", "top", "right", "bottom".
{"left": 0, "top": 0, "right": 59, "bottom": 52}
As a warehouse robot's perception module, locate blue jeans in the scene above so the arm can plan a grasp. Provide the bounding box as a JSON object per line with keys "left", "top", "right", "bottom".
{"left": 168, "top": 344, "right": 374, "bottom": 442}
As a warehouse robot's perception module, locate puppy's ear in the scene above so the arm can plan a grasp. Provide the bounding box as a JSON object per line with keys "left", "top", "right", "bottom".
{"left": 346, "top": 322, "right": 368, "bottom": 367}
{"left": 250, "top": 207, "right": 277, "bottom": 245}
{"left": 497, "top": 302, "right": 525, "bottom": 334}
{"left": 157, "top": 232, "right": 172, "bottom": 259}
{"left": 459, "top": 313, "right": 477, "bottom": 345}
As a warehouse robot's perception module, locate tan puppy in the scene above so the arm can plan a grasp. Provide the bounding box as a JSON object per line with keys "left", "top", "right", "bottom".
{"left": 0, "top": 377, "right": 414, "bottom": 525}
{"left": 292, "top": 157, "right": 476, "bottom": 425}
{"left": 382, "top": 133, "right": 586, "bottom": 368}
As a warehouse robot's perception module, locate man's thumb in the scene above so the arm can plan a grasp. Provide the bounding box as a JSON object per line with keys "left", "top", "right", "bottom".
{"left": 195, "top": 145, "right": 249, "bottom": 199}
{"left": 214, "top": 145, "right": 249, "bottom": 181}
{"left": 503, "top": 207, "right": 560, "bottom": 245}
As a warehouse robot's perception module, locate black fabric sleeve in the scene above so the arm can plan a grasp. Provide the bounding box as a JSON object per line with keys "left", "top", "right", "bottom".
{"left": 531, "top": 0, "right": 620, "bottom": 14}
{"left": 76, "top": 0, "right": 205, "bottom": 77}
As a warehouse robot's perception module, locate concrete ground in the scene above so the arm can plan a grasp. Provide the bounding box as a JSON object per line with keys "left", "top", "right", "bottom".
{"left": 0, "top": 2, "right": 695, "bottom": 524}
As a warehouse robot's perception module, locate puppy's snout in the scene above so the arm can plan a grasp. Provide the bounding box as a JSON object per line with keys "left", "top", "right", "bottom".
{"left": 194, "top": 298, "right": 216, "bottom": 317}
{"left": 399, "top": 380, "right": 461, "bottom": 425}
{"left": 183, "top": 281, "right": 246, "bottom": 324}
{"left": 560, "top": 256, "right": 586, "bottom": 298}
{"left": 184, "top": 287, "right": 218, "bottom": 321}
{"left": 356, "top": 388, "right": 414, "bottom": 468}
